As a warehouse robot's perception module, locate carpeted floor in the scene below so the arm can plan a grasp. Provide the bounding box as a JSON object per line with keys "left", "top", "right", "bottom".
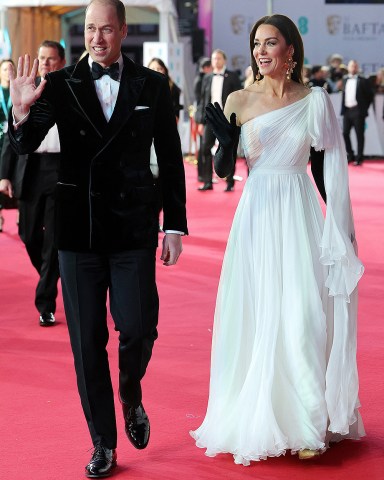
{"left": 0, "top": 159, "right": 383, "bottom": 480}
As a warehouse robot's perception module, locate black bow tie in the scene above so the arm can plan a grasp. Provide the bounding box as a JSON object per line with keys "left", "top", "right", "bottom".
{"left": 91, "top": 62, "right": 119, "bottom": 81}
{"left": 213, "top": 73, "right": 224, "bottom": 76}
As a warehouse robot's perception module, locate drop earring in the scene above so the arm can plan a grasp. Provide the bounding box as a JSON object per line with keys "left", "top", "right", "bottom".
{"left": 286, "top": 57, "right": 297, "bottom": 81}
{"left": 255, "top": 70, "right": 261, "bottom": 84}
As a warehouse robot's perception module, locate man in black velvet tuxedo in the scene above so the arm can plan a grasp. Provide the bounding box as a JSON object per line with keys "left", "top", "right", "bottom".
{"left": 195, "top": 49, "right": 242, "bottom": 191}
{"left": 8, "top": 0, "right": 188, "bottom": 477}
{"left": 341, "top": 59, "right": 374, "bottom": 166}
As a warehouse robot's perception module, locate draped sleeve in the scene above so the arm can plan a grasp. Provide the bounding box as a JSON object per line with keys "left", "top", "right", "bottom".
{"left": 308, "top": 87, "right": 364, "bottom": 435}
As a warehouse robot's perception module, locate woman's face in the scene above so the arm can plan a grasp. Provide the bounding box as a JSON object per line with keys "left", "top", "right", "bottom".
{"left": 148, "top": 61, "right": 165, "bottom": 75}
{"left": 253, "top": 24, "right": 292, "bottom": 79}
{"left": 0, "top": 61, "right": 12, "bottom": 83}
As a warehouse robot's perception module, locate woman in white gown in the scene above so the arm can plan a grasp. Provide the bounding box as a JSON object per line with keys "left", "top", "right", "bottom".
{"left": 190, "top": 14, "right": 365, "bottom": 465}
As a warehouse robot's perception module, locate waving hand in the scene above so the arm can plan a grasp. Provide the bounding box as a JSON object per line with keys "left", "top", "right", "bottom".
{"left": 9, "top": 55, "right": 47, "bottom": 121}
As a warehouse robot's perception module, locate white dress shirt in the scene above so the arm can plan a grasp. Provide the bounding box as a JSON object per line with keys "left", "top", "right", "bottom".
{"left": 89, "top": 55, "right": 123, "bottom": 121}
{"left": 344, "top": 76, "right": 358, "bottom": 108}
{"left": 211, "top": 68, "right": 226, "bottom": 108}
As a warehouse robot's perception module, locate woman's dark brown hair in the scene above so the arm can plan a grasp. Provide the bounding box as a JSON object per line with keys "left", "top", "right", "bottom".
{"left": 249, "top": 14, "right": 304, "bottom": 85}
{"left": 148, "top": 57, "right": 175, "bottom": 90}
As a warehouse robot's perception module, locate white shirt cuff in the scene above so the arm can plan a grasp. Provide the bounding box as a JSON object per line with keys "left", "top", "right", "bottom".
{"left": 12, "top": 109, "right": 30, "bottom": 129}
{"left": 164, "top": 230, "right": 184, "bottom": 235}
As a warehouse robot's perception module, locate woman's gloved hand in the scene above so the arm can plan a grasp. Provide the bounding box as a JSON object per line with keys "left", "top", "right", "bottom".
{"left": 205, "top": 102, "right": 239, "bottom": 148}
{"left": 205, "top": 102, "right": 240, "bottom": 178}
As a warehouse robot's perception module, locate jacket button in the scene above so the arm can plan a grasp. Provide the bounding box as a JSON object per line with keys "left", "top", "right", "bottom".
{"left": 131, "top": 130, "right": 137, "bottom": 137}
{"left": 79, "top": 129, "right": 86, "bottom": 136}
{"left": 120, "top": 192, "right": 126, "bottom": 199}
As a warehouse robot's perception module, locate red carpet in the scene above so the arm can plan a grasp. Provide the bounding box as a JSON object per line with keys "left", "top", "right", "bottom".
{"left": 1, "top": 159, "right": 383, "bottom": 479}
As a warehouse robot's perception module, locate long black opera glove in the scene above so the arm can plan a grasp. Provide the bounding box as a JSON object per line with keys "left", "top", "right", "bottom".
{"left": 205, "top": 102, "right": 240, "bottom": 178}
{"left": 310, "top": 147, "right": 326, "bottom": 204}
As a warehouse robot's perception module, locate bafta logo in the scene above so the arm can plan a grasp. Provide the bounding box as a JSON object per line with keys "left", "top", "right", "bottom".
{"left": 327, "top": 15, "right": 342, "bottom": 35}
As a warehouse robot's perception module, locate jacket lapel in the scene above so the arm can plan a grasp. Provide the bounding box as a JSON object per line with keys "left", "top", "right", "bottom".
{"left": 102, "top": 55, "right": 146, "bottom": 142}
{"left": 65, "top": 55, "right": 107, "bottom": 138}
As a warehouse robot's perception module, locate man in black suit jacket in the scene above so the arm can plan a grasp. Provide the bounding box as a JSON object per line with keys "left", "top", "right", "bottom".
{"left": 193, "top": 57, "right": 212, "bottom": 182}
{"left": 341, "top": 59, "right": 374, "bottom": 166}
{"left": 0, "top": 40, "right": 65, "bottom": 327}
{"left": 8, "top": 0, "right": 188, "bottom": 477}
{"left": 195, "top": 49, "right": 242, "bottom": 191}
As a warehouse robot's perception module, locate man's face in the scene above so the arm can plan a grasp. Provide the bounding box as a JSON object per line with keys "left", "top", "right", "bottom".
{"left": 0, "top": 61, "right": 13, "bottom": 83}
{"left": 211, "top": 52, "right": 226, "bottom": 73}
{"left": 38, "top": 46, "right": 65, "bottom": 78}
{"left": 348, "top": 61, "right": 359, "bottom": 75}
{"left": 84, "top": 1, "right": 127, "bottom": 67}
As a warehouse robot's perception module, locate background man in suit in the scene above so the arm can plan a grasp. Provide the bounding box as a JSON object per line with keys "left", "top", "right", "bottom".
{"left": 195, "top": 49, "right": 242, "bottom": 191}
{"left": 193, "top": 57, "right": 212, "bottom": 182}
{"left": 8, "top": 0, "right": 188, "bottom": 477}
{"left": 341, "top": 59, "right": 374, "bottom": 166}
{"left": 0, "top": 40, "right": 65, "bottom": 327}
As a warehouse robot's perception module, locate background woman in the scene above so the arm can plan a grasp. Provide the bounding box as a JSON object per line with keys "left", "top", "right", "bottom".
{"left": 147, "top": 58, "right": 183, "bottom": 225}
{"left": 148, "top": 57, "right": 182, "bottom": 121}
{"left": 191, "top": 14, "right": 364, "bottom": 464}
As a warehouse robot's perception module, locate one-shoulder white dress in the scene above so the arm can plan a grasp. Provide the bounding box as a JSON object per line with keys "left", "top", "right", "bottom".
{"left": 190, "top": 87, "right": 365, "bottom": 465}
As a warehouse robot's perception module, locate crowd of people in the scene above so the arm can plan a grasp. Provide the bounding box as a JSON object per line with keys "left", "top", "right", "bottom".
{"left": 0, "top": 0, "right": 373, "bottom": 477}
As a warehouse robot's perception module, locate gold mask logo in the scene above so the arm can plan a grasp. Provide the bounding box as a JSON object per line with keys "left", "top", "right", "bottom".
{"left": 327, "top": 15, "right": 342, "bottom": 35}
{"left": 231, "top": 15, "right": 246, "bottom": 35}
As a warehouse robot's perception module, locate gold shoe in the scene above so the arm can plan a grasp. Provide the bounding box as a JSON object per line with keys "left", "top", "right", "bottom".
{"left": 298, "top": 449, "right": 320, "bottom": 460}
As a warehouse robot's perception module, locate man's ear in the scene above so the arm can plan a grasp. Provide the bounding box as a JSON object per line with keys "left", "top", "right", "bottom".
{"left": 122, "top": 23, "right": 128, "bottom": 40}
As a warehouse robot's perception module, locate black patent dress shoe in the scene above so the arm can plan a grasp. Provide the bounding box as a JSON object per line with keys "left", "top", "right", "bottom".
{"left": 353, "top": 159, "right": 363, "bottom": 166}
{"left": 39, "top": 312, "right": 56, "bottom": 327}
{"left": 85, "top": 445, "right": 117, "bottom": 478}
{"left": 198, "top": 182, "right": 213, "bottom": 191}
{"left": 224, "top": 184, "right": 234, "bottom": 192}
{"left": 122, "top": 403, "right": 150, "bottom": 449}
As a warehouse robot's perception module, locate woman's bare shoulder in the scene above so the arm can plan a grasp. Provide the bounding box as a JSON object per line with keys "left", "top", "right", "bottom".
{"left": 225, "top": 88, "right": 258, "bottom": 124}
{"left": 226, "top": 86, "right": 266, "bottom": 125}
{"left": 225, "top": 89, "right": 248, "bottom": 109}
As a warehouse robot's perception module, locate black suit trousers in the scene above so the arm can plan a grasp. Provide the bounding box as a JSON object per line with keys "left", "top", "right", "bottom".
{"left": 58, "top": 248, "right": 159, "bottom": 449}
{"left": 18, "top": 153, "right": 60, "bottom": 314}
{"left": 342, "top": 106, "right": 365, "bottom": 161}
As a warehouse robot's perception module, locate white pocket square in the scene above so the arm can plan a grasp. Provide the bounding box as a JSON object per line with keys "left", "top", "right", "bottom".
{"left": 135, "top": 106, "right": 150, "bottom": 110}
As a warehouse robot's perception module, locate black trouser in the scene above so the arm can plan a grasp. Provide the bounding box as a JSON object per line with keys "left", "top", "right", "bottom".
{"left": 19, "top": 153, "right": 60, "bottom": 314}
{"left": 59, "top": 249, "right": 159, "bottom": 449}
{"left": 342, "top": 106, "right": 365, "bottom": 162}
{"left": 201, "top": 124, "right": 235, "bottom": 186}
{"left": 197, "top": 134, "right": 204, "bottom": 181}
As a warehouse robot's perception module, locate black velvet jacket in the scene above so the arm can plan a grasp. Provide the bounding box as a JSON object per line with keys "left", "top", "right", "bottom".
{"left": 9, "top": 54, "right": 188, "bottom": 252}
